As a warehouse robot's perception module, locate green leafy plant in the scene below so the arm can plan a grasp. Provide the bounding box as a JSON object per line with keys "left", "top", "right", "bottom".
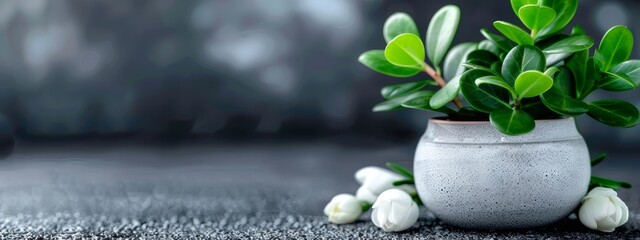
{"left": 359, "top": 1, "right": 640, "bottom": 136}
{"left": 589, "top": 153, "right": 632, "bottom": 190}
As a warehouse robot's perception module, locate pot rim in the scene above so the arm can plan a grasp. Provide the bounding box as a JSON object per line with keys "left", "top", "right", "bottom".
{"left": 424, "top": 116, "right": 581, "bottom": 143}
{"left": 429, "top": 116, "right": 572, "bottom": 125}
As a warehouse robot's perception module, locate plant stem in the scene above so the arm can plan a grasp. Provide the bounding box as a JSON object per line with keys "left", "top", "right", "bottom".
{"left": 360, "top": 201, "right": 373, "bottom": 212}
{"left": 410, "top": 193, "right": 423, "bottom": 206}
{"left": 423, "top": 65, "right": 463, "bottom": 109}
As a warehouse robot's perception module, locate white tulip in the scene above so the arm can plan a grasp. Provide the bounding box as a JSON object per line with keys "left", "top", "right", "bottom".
{"left": 579, "top": 187, "right": 629, "bottom": 232}
{"left": 354, "top": 166, "right": 416, "bottom": 204}
{"left": 356, "top": 186, "right": 378, "bottom": 204}
{"left": 371, "top": 189, "right": 419, "bottom": 232}
{"left": 324, "top": 194, "right": 363, "bottom": 224}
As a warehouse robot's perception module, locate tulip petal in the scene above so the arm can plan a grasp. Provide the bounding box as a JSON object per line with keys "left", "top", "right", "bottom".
{"left": 586, "top": 187, "right": 617, "bottom": 198}
{"left": 396, "top": 203, "right": 419, "bottom": 232}
{"left": 355, "top": 167, "right": 385, "bottom": 185}
{"left": 595, "top": 216, "right": 617, "bottom": 232}
{"left": 356, "top": 186, "right": 378, "bottom": 204}
{"left": 388, "top": 202, "right": 410, "bottom": 224}
{"left": 376, "top": 201, "right": 391, "bottom": 228}
{"left": 364, "top": 172, "right": 403, "bottom": 195}
{"left": 611, "top": 196, "right": 629, "bottom": 225}
{"left": 380, "top": 189, "right": 414, "bottom": 206}
{"left": 591, "top": 197, "right": 616, "bottom": 220}
{"left": 613, "top": 205, "right": 623, "bottom": 225}
{"left": 323, "top": 202, "right": 335, "bottom": 216}
{"left": 579, "top": 201, "right": 599, "bottom": 230}
{"left": 396, "top": 185, "right": 417, "bottom": 195}
{"left": 371, "top": 208, "right": 381, "bottom": 227}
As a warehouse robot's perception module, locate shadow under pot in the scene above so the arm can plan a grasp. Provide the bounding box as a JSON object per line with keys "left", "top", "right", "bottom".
{"left": 413, "top": 117, "right": 590, "bottom": 229}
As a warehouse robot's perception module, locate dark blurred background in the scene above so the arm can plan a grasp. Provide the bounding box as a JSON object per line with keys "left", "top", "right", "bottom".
{"left": 0, "top": 1, "right": 639, "bottom": 237}
{"left": 0, "top": 0, "right": 638, "bottom": 151}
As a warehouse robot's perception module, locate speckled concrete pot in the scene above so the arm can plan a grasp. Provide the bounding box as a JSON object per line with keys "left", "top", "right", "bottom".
{"left": 414, "top": 118, "right": 590, "bottom": 229}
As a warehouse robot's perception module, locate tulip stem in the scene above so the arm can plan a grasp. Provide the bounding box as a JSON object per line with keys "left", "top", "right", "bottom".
{"left": 392, "top": 179, "right": 415, "bottom": 186}
{"left": 360, "top": 201, "right": 372, "bottom": 212}
{"left": 410, "top": 194, "right": 423, "bottom": 206}
{"left": 386, "top": 162, "right": 414, "bottom": 181}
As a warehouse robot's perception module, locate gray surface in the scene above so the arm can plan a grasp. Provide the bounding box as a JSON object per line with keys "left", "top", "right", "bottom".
{"left": 0, "top": 142, "right": 637, "bottom": 239}
{"left": 415, "top": 118, "right": 590, "bottom": 229}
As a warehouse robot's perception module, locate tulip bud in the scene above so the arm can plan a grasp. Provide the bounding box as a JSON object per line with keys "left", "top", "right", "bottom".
{"left": 371, "top": 189, "right": 419, "bottom": 232}
{"left": 579, "top": 187, "right": 629, "bottom": 232}
{"left": 354, "top": 166, "right": 416, "bottom": 204}
{"left": 324, "top": 194, "right": 363, "bottom": 224}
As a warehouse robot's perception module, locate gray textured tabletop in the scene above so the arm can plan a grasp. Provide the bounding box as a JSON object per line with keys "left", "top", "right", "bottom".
{"left": 0, "top": 142, "right": 637, "bottom": 239}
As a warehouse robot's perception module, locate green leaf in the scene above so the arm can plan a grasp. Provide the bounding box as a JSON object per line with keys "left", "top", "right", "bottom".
{"left": 599, "top": 72, "right": 637, "bottom": 92}
{"left": 443, "top": 42, "right": 477, "bottom": 81}
{"left": 360, "top": 201, "right": 373, "bottom": 212}
{"left": 595, "top": 26, "right": 634, "bottom": 71}
{"left": 583, "top": 58, "right": 598, "bottom": 98}
{"left": 536, "top": 34, "right": 572, "bottom": 66}
{"left": 450, "top": 106, "right": 490, "bottom": 120}
{"left": 519, "top": 97, "right": 560, "bottom": 119}
{"left": 392, "top": 179, "right": 415, "bottom": 186}
{"left": 384, "top": 33, "right": 426, "bottom": 68}
{"left": 401, "top": 91, "right": 456, "bottom": 114}
{"left": 502, "top": 45, "right": 547, "bottom": 86}
{"left": 565, "top": 50, "right": 589, "bottom": 98}
{"left": 412, "top": 195, "right": 423, "bottom": 206}
{"left": 372, "top": 97, "right": 406, "bottom": 112}
{"left": 542, "top": 35, "right": 594, "bottom": 54}
{"left": 538, "top": 0, "right": 579, "bottom": 38}
{"left": 386, "top": 162, "right": 414, "bottom": 180}
{"left": 550, "top": 66, "right": 574, "bottom": 95}
{"left": 430, "top": 75, "right": 461, "bottom": 109}
{"left": 590, "top": 176, "right": 632, "bottom": 189}
{"left": 535, "top": 33, "right": 568, "bottom": 49}
{"left": 571, "top": 25, "right": 587, "bottom": 36}
{"left": 426, "top": 5, "right": 461, "bottom": 67}
{"left": 358, "top": 50, "right": 422, "bottom": 77}
{"left": 540, "top": 87, "right": 589, "bottom": 116}
{"left": 467, "top": 50, "right": 500, "bottom": 68}
{"left": 481, "top": 29, "right": 516, "bottom": 52}
{"left": 490, "top": 61, "right": 502, "bottom": 74}
{"left": 463, "top": 63, "right": 502, "bottom": 76}
{"left": 515, "top": 70, "right": 554, "bottom": 98}
{"left": 545, "top": 53, "right": 571, "bottom": 67}
{"left": 510, "top": 0, "right": 538, "bottom": 15}
{"left": 475, "top": 75, "right": 517, "bottom": 98}
{"left": 610, "top": 60, "right": 640, "bottom": 85}
{"left": 490, "top": 109, "right": 535, "bottom": 135}
{"left": 381, "top": 80, "right": 434, "bottom": 99}
{"left": 460, "top": 69, "right": 511, "bottom": 112}
{"left": 383, "top": 12, "right": 420, "bottom": 43}
{"left": 588, "top": 99, "right": 640, "bottom": 128}
{"left": 544, "top": 67, "right": 559, "bottom": 78}
{"left": 518, "top": 5, "right": 556, "bottom": 35}
{"left": 591, "top": 153, "right": 607, "bottom": 167}
{"left": 493, "top": 21, "right": 533, "bottom": 46}
{"left": 478, "top": 39, "right": 501, "bottom": 56}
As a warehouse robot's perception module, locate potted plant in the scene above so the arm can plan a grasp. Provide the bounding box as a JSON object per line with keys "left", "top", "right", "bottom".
{"left": 357, "top": 1, "right": 637, "bottom": 229}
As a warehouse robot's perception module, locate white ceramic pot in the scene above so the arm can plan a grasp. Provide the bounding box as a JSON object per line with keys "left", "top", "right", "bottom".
{"left": 414, "top": 118, "right": 590, "bottom": 229}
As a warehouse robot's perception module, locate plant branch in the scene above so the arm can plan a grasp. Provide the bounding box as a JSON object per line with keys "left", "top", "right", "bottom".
{"left": 423, "top": 65, "right": 463, "bottom": 109}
